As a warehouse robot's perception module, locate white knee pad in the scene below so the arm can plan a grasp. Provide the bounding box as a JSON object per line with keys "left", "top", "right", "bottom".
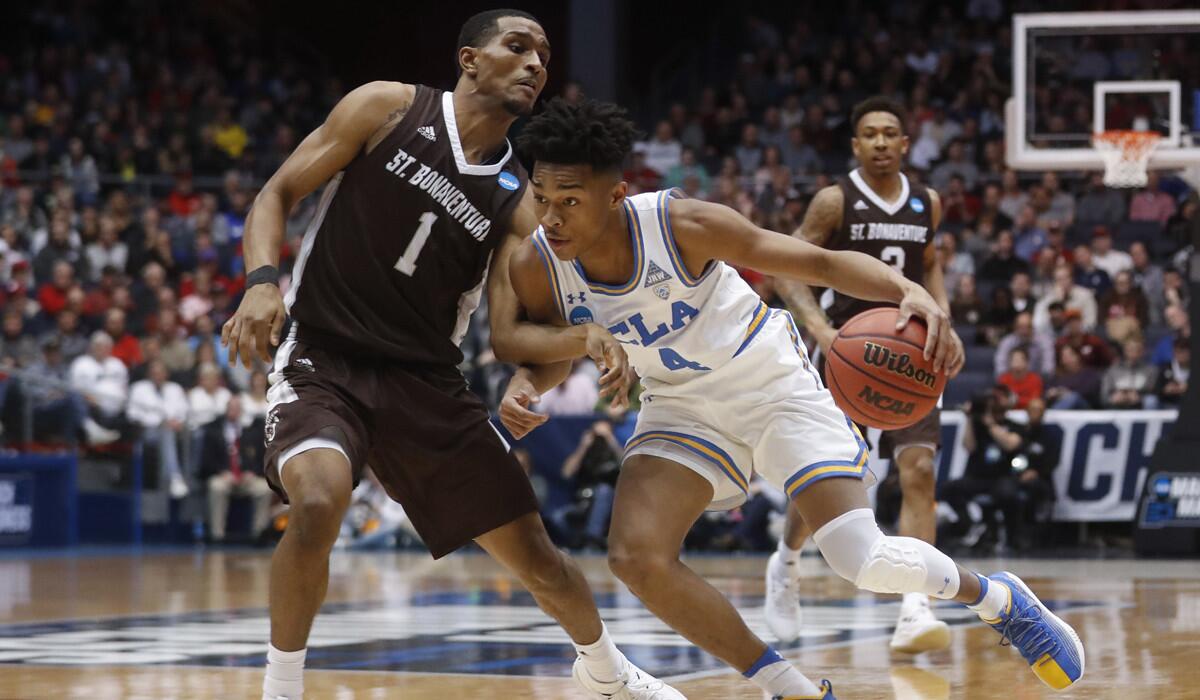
{"left": 811, "top": 508, "right": 960, "bottom": 599}
{"left": 854, "top": 537, "right": 929, "bottom": 594}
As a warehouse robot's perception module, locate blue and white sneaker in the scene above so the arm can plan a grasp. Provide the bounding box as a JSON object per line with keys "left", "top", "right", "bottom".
{"left": 772, "top": 680, "right": 835, "bottom": 699}
{"left": 984, "top": 572, "right": 1085, "bottom": 690}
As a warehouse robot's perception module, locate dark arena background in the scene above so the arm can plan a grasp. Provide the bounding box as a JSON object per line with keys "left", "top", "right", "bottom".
{"left": 0, "top": 1, "right": 1198, "bottom": 698}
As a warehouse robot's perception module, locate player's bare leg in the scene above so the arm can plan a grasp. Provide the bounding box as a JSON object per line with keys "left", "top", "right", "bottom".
{"left": 791, "top": 476, "right": 1084, "bottom": 690}
{"left": 476, "top": 511, "right": 686, "bottom": 699}
{"left": 264, "top": 448, "right": 354, "bottom": 700}
{"left": 608, "top": 455, "right": 827, "bottom": 698}
{"left": 887, "top": 445, "right": 950, "bottom": 652}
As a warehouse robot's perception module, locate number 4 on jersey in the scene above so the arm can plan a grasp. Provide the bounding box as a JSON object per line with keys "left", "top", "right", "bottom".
{"left": 659, "top": 348, "right": 710, "bottom": 371}
{"left": 394, "top": 212, "right": 438, "bottom": 276}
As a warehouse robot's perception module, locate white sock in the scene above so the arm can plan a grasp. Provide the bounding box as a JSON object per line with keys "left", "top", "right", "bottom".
{"left": 967, "top": 574, "right": 1010, "bottom": 621}
{"left": 572, "top": 623, "right": 622, "bottom": 684}
{"left": 263, "top": 644, "right": 306, "bottom": 700}
{"left": 902, "top": 591, "right": 929, "bottom": 608}
{"left": 777, "top": 538, "right": 803, "bottom": 567}
{"left": 744, "top": 647, "right": 821, "bottom": 696}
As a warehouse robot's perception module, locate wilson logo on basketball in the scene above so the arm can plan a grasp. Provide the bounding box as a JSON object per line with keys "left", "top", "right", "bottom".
{"left": 862, "top": 342, "right": 936, "bottom": 389}
{"left": 856, "top": 385, "right": 916, "bottom": 416}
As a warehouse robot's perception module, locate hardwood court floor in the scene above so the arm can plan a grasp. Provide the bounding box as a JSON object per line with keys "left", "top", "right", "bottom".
{"left": 1, "top": 550, "right": 1198, "bottom": 699}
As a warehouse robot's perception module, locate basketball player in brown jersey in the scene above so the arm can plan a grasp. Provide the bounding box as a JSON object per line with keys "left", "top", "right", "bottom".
{"left": 222, "top": 10, "right": 681, "bottom": 700}
{"left": 767, "top": 97, "right": 965, "bottom": 654}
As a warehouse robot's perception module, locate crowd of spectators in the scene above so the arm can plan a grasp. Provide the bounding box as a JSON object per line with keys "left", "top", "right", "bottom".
{"left": 0, "top": 2, "right": 1194, "bottom": 549}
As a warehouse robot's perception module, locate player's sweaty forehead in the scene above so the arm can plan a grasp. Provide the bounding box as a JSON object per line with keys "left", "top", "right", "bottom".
{"left": 857, "top": 111, "right": 903, "bottom": 134}
{"left": 493, "top": 16, "right": 551, "bottom": 56}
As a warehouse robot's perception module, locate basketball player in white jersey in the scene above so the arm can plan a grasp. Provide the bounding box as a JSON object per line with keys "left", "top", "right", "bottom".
{"left": 767, "top": 96, "right": 959, "bottom": 653}
{"left": 499, "top": 98, "right": 1084, "bottom": 698}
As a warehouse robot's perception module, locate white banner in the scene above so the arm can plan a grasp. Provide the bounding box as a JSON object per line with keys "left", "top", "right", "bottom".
{"left": 863, "top": 410, "right": 1179, "bottom": 522}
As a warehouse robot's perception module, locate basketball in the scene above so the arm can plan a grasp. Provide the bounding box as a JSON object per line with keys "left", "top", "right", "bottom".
{"left": 824, "top": 307, "right": 946, "bottom": 430}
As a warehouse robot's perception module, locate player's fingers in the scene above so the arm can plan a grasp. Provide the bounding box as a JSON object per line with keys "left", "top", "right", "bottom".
{"left": 931, "top": 316, "right": 950, "bottom": 373}
{"left": 237, "top": 321, "right": 258, "bottom": 370}
{"left": 224, "top": 317, "right": 242, "bottom": 365}
{"left": 269, "top": 307, "right": 285, "bottom": 348}
{"left": 922, "top": 312, "right": 939, "bottom": 364}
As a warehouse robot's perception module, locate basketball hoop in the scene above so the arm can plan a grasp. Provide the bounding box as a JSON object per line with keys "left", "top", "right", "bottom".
{"left": 1093, "top": 130, "right": 1162, "bottom": 188}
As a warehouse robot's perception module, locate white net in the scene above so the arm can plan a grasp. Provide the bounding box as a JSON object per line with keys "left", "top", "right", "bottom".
{"left": 1093, "top": 130, "right": 1161, "bottom": 188}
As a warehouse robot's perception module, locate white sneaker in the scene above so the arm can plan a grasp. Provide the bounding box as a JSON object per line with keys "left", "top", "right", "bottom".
{"left": 889, "top": 593, "right": 950, "bottom": 654}
{"left": 764, "top": 552, "right": 802, "bottom": 643}
{"left": 83, "top": 418, "right": 120, "bottom": 445}
{"left": 169, "top": 474, "right": 190, "bottom": 499}
{"left": 572, "top": 653, "right": 687, "bottom": 699}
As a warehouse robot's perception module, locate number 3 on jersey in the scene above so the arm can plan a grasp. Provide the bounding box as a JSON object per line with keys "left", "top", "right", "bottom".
{"left": 394, "top": 212, "right": 437, "bottom": 276}
{"left": 881, "top": 245, "right": 905, "bottom": 274}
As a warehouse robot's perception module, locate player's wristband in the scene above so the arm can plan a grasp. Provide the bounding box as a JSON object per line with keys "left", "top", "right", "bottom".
{"left": 246, "top": 265, "right": 280, "bottom": 289}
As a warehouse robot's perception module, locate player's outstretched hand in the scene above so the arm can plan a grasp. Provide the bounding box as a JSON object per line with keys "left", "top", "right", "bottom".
{"left": 585, "top": 324, "right": 634, "bottom": 411}
{"left": 222, "top": 284, "right": 286, "bottom": 369}
{"left": 896, "top": 285, "right": 961, "bottom": 376}
{"left": 499, "top": 371, "right": 548, "bottom": 439}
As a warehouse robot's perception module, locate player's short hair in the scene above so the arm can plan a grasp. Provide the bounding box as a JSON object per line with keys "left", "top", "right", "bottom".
{"left": 851, "top": 96, "right": 908, "bottom": 134}
{"left": 517, "top": 97, "right": 639, "bottom": 174}
{"left": 458, "top": 9, "right": 540, "bottom": 50}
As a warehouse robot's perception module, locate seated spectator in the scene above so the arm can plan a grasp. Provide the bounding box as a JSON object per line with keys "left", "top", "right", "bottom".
{"left": 188, "top": 362, "right": 232, "bottom": 431}
{"left": 930, "top": 139, "right": 978, "bottom": 191}
{"left": 1045, "top": 344, "right": 1103, "bottom": 409}
{"left": 1038, "top": 172, "right": 1075, "bottom": 227}
{"left": 622, "top": 150, "right": 661, "bottom": 194}
{"left": 37, "top": 260, "right": 77, "bottom": 318}
{"left": 1072, "top": 245, "right": 1112, "bottom": 296}
{"left": 1128, "top": 242, "right": 1166, "bottom": 324}
{"left": 1128, "top": 171, "right": 1176, "bottom": 225}
{"left": 550, "top": 416, "right": 623, "bottom": 549}
{"left": 950, "top": 274, "right": 984, "bottom": 326}
{"left": 936, "top": 232, "right": 974, "bottom": 298}
{"left": 22, "top": 337, "right": 88, "bottom": 445}
{"left": 200, "top": 396, "right": 272, "bottom": 543}
{"left": 104, "top": 308, "right": 143, "bottom": 368}
{"left": 1152, "top": 304, "right": 1191, "bottom": 368}
{"left": 1054, "top": 309, "right": 1115, "bottom": 369}
{"left": 33, "top": 215, "right": 89, "bottom": 284}
{"left": 1033, "top": 263, "right": 1098, "bottom": 333}
{"left": 980, "top": 286, "right": 1017, "bottom": 345}
{"left": 1157, "top": 337, "right": 1189, "bottom": 406}
{"left": 85, "top": 216, "right": 128, "bottom": 281}
{"left": 150, "top": 308, "right": 195, "bottom": 375}
{"left": 975, "top": 183, "right": 1014, "bottom": 233}
{"left": 40, "top": 309, "right": 88, "bottom": 364}
{"left": 1012, "top": 206, "right": 1048, "bottom": 262}
{"left": 637, "top": 120, "right": 683, "bottom": 177}
{"left": 663, "top": 147, "right": 711, "bottom": 195}
{"left": 0, "top": 309, "right": 40, "bottom": 369}
{"left": 1030, "top": 247, "right": 1060, "bottom": 300}
{"left": 780, "top": 125, "right": 820, "bottom": 175}
{"left": 537, "top": 362, "right": 599, "bottom": 416}
{"left": 1102, "top": 336, "right": 1159, "bottom": 409}
{"left": 998, "top": 347, "right": 1043, "bottom": 409}
{"left": 127, "top": 360, "right": 190, "bottom": 499}
{"left": 1090, "top": 226, "right": 1133, "bottom": 279}
{"left": 1098, "top": 270, "right": 1150, "bottom": 343}
{"left": 1075, "top": 173, "right": 1127, "bottom": 229}
{"left": 977, "top": 230, "right": 1031, "bottom": 284}
{"left": 938, "top": 174, "right": 980, "bottom": 226}
{"left": 1009, "top": 271, "right": 1036, "bottom": 315}
{"left": 68, "top": 331, "right": 127, "bottom": 444}
{"left": 240, "top": 370, "right": 270, "bottom": 427}
{"left": 995, "top": 311, "right": 1055, "bottom": 377}
{"left": 997, "top": 169, "right": 1029, "bottom": 222}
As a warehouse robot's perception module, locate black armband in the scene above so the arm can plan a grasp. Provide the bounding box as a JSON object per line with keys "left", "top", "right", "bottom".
{"left": 246, "top": 265, "right": 280, "bottom": 289}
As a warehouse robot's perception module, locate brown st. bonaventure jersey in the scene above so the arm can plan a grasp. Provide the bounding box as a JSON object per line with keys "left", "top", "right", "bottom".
{"left": 824, "top": 169, "right": 933, "bottom": 327}
{"left": 285, "top": 85, "right": 528, "bottom": 365}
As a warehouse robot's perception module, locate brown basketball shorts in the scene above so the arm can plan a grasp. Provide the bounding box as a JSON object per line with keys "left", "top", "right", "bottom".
{"left": 263, "top": 338, "right": 538, "bottom": 558}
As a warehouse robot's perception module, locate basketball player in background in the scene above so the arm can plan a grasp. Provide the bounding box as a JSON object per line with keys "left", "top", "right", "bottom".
{"left": 769, "top": 97, "right": 963, "bottom": 654}
{"left": 501, "top": 97, "right": 1082, "bottom": 698}
{"left": 222, "top": 10, "right": 679, "bottom": 700}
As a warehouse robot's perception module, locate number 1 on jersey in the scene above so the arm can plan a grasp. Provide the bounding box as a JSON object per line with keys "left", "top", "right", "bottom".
{"left": 394, "top": 212, "right": 437, "bottom": 276}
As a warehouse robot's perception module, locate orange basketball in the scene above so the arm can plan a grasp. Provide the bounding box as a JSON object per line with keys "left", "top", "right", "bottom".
{"left": 824, "top": 307, "right": 946, "bottom": 430}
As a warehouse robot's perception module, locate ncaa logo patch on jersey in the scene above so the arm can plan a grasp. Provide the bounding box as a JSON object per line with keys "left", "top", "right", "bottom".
{"left": 910, "top": 197, "right": 925, "bottom": 213}
{"left": 569, "top": 305, "right": 595, "bottom": 325}
{"left": 498, "top": 171, "right": 520, "bottom": 191}
{"left": 653, "top": 284, "right": 671, "bottom": 300}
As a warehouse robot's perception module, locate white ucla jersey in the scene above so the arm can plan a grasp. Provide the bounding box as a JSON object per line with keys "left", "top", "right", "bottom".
{"left": 530, "top": 190, "right": 770, "bottom": 389}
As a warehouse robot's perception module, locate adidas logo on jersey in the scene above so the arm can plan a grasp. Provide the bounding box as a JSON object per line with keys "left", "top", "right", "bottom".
{"left": 417, "top": 125, "right": 437, "bottom": 141}
{"left": 854, "top": 199, "right": 870, "bottom": 211}
{"left": 644, "top": 260, "right": 673, "bottom": 287}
